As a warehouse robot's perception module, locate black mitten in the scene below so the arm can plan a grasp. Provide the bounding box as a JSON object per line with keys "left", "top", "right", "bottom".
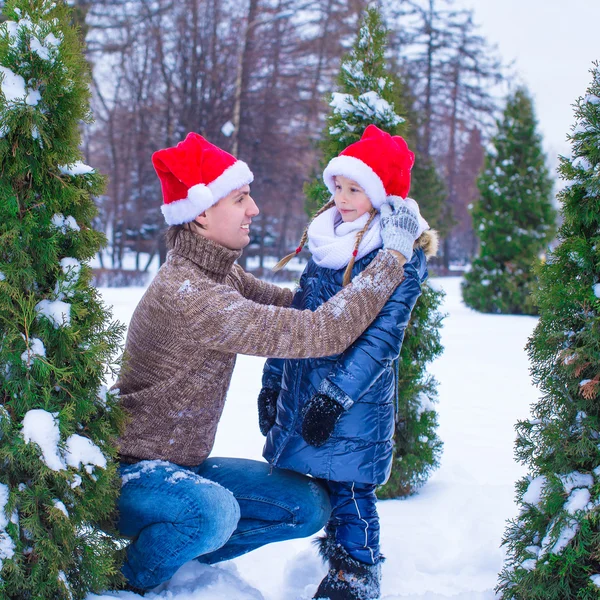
{"left": 301, "top": 393, "right": 345, "bottom": 447}
{"left": 257, "top": 387, "right": 279, "bottom": 436}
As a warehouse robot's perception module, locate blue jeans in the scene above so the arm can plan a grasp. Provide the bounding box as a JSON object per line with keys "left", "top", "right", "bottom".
{"left": 118, "top": 457, "right": 331, "bottom": 590}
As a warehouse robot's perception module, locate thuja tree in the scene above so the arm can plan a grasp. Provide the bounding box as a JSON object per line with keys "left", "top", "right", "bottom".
{"left": 0, "top": 1, "right": 125, "bottom": 598}
{"left": 497, "top": 64, "right": 600, "bottom": 599}
{"left": 306, "top": 7, "right": 445, "bottom": 497}
{"left": 462, "top": 87, "right": 556, "bottom": 315}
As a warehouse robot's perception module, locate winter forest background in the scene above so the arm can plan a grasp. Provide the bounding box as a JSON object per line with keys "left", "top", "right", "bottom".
{"left": 2, "top": 0, "right": 600, "bottom": 599}
{"left": 0, "top": 0, "right": 512, "bottom": 278}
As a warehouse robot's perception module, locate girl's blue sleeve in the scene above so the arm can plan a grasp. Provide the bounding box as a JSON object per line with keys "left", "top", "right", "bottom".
{"left": 262, "top": 357, "right": 285, "bottom": 389}
{"left": 318, "top": 248, "right": 427, "bottom": 409}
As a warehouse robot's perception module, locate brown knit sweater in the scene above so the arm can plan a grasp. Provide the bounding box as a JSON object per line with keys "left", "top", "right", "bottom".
{"left": 115, "top": 230, "right": 405, "bottom": 465}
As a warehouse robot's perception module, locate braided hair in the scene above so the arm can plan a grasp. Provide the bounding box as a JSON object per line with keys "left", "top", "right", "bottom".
{"left": 342, "top": 208, "right": 377, "bottom": 286}
{"left": 273, "top": 201, "right": 378, "bottom": 287}
{"left": 272, "top": 199, "right": 336, "bottom": 272}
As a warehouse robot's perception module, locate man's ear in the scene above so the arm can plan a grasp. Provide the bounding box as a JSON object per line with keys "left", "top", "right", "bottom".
{"left": 195, "top": 212, "right": 208, "bottom": 228}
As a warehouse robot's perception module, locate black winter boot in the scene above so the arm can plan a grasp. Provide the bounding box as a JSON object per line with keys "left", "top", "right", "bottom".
{"left": 313, "top": 535, "right": 383, "bottom": 600}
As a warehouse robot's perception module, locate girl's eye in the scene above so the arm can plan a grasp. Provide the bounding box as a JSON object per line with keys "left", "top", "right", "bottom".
{"left": 237, "top": 196, "right": 244, "bottom": 203}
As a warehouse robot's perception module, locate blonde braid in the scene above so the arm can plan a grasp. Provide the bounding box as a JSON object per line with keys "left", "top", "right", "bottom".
{"left": 342, "top": 208, "right": 378, "bottom": 287}
{"left": 272, "top": 199, "right": 336, "bottom": 272}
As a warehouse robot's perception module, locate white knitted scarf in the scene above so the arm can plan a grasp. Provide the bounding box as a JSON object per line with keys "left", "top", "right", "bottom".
{"left": 307, "top": 207, "right": 382, "bottom": 270}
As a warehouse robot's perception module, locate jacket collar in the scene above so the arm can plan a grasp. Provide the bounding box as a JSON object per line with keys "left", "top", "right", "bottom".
{"left": 170, "top": 229, "right": 242, "bottom": 280}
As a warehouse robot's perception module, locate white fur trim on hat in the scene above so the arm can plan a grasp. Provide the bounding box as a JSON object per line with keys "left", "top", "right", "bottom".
{"left": 161, "top": 183, "right": 213, "bottom": 226}
{"left": 323, "top": 155, "right": 387, "bottom": 209}
{"left": 207, "top": 160, "right": 254, "bottom": 203}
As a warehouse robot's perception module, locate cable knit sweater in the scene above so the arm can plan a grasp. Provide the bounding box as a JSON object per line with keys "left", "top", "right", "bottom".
{"left": 115, "top": 229, "right": 405, "bottom": 466}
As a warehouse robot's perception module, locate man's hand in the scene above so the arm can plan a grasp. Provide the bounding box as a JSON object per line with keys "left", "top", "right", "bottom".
{"left": 257, "top": 387, "right": 279, "bottom": 436}
{"left": 301, "top": 393, "right": 345, "bottom": 447}
{"left": 380, "top": 198, "right": 421, "bottom": 262}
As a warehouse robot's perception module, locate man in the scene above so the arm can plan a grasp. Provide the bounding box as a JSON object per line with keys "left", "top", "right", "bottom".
{"left": 115, "top": 132, "right": 421, "bottom": 593}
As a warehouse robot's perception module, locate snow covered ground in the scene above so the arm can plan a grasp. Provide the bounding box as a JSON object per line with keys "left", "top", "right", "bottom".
{"left": 91, "top": 277, "right": 539, "bottom": 600}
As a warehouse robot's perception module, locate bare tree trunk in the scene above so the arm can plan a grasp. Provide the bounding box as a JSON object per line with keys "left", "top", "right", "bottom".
{"left": 443, "top": 59, "right": 460, "bottom": 270}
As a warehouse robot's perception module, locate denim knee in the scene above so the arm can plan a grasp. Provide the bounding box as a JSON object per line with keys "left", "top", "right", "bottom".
{"left": 119, "top": 461, "right": 242, "bottom": 557}
{"left": 181, "top": 480, "right": 241, "bottom": 553}
{"left": 294, "top": 478, "right": 331, "bottom": 537}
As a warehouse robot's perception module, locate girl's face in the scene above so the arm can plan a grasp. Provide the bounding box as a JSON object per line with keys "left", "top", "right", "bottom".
{"left": 333, "top": 175, "right": 373, "bottom": 222}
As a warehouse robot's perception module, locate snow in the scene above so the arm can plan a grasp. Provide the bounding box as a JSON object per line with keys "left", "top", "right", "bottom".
{"left": 593, "top": 283, "right": 600, "bottom": 299}
{"left": 573, "top": 121, "right": 590, "bottom": 134}
{"left": 585, "top": 94, "right": 600, "bottom": 105}
{"left": 330, "top": 91, "right": 402, "bottom": 126}
{"left": 520, "top": 559, "right": 536, "bottom": 571}
{"left": 52, "top": 213, "right": 81, "bottom": 233}
{"left": 541, "top": 517, "right": 580, "bottom": 556}
{"left": 20, "top": 335, "right": 46, "bottom": 367}
{"left": 572, "top": 156, "right": 593, "bottom": 171}
{"left": 564, "top": 488, "right": 590, "bottom": 514}
{"left": 97, "top": 385, "right": 118, "bottom": 409}
{"left": 59, "top": 161, "right": 95, "bottom": 176}
{"left": 522, "top": 475, "right": 547, "bottom": 506}
{"left": 21, "top": 409, "right": 66, "bottom": 471}
{"left": 592, "top": 574, "right": 600, "bottom": 587}
{"left": 0, "top": 272, "right": 5, "bottom": 281}
{"left": 92, "top": 277, "right": 538, "bottom": 599}
{"left": 30, "top": 35, "right": 50, "bottom": 60}
{"left": 36, "top": 298, "right": 71, "bottom": 328}
{"left": 416, "top": 392, "right": 436, "bottom": 416}
{"left": 0, "top": 66, "right": 40, "bottom": 106}
{"left": 178, "top": 280, "right": 193, "bottom": 294}
{"left": 221, "top": 121, "right": 235, "bottom": 137}
{"left": 328, "top": 294, "right": 347, "bottom": 318}
{"left": 0, "top": 482, "right": 16, "bottom": 575}
{"left": 53, "top": 500, "right": 69, "bottom": 518}
{"left": 20, "top": 409, "right": 105, "bottom": 476}
{"left": 65, "top": 434, "right": 107, "bottom": 470}
{"left": 55, "top": 257, "right": 81, "bottom": 298}
{"left": 559, "top": 471, "right": 593, "bottom": 493}
{"left": 59, "top": 570, "right": 74, "bottom": 599}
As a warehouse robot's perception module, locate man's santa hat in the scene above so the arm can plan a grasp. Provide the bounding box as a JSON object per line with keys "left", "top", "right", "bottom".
{"left": 152, "top": 132, "right": 254, "bottom": 226}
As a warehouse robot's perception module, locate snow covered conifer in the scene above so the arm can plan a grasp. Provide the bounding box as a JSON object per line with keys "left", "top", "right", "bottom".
{"left": 462, "top": 87, "right": 556, "bottom": 314}
{"left": 0, "top": 1, "right": 125, "bottom": 598}
{"left": 497, "top": 64, "right": 600, "bottom": 598}
{"left": 306, "top": 7, "right": 444, "bottom": 497}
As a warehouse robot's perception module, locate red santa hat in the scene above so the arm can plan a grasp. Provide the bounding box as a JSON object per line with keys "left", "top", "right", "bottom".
{"left": 322, "top": 124, "right": 415, "bottom": 209}
{"left": 152, "top": 132, "right": 254, "bottom": 226}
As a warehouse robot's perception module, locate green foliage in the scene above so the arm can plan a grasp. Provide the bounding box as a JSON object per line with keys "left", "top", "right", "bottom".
{"left": 305, "top": 8, "right": 407, "bottom": 216}
{"left": 410, "top": 153, "right": 447, "bottom": 236}
{"left": 304, "top": 7, "right": 445, "bottom": 497}
{"left": 393, "top": 81, "right": 448, "bottom": 237}
{"left": 0, "top": 1, "right": 126, "bottom": 597}
{"left": 462, "top": 87, "right": 556, "bottom": 315}
{"left": 378, "top": 283, "right": 445, "bottom": 497}
{"left": 497, "top": 64, "right": 600, "bottom": 599}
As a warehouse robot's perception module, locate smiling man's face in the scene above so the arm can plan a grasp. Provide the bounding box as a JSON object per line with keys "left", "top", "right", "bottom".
{"left": 195, "top": 185, "right": 259, "bottom": 250}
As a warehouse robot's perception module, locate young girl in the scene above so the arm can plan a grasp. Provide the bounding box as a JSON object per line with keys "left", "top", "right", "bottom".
{"left": 257, "top": 125, "right": 438, "bottom": 600}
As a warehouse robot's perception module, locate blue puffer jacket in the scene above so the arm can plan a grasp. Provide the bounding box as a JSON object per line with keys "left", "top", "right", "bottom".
{"left": 262, "top": 246, "right": 428, "bottom": 485}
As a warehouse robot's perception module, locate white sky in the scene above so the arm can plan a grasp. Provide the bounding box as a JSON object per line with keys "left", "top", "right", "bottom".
{"left": 457, "top": 0, "right": 600, "bottom": 170}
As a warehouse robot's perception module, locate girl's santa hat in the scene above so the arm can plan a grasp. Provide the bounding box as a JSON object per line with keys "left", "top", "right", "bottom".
{"left": 323, "top": 124, "right": 428, "bottom": 234}
{"left": 323, "top": 124, "right": 414, "bottom": 207}
{"left": 152, "top": 132, "right": 254, "bottom": 226}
